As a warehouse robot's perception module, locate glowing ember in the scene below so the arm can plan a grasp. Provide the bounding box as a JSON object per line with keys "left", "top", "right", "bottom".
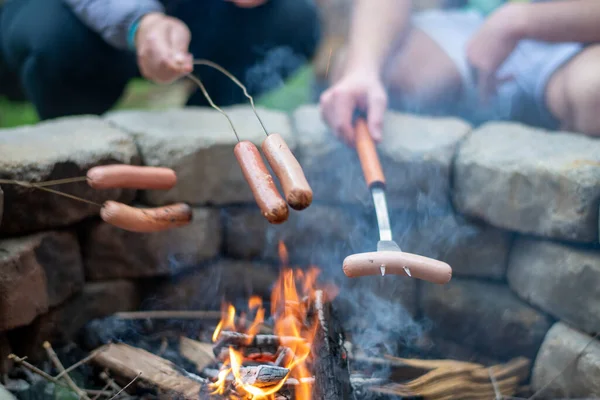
{"left": 210, "top": 241, "right": 323, "bottom": 399}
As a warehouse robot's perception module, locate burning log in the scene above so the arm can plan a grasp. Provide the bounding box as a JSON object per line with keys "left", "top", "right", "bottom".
{"left": 212, "top": 331, "right": 306, "bottom": 357}
{"left": 93, "top": 343, "right": 206, "bottom": 400}
{"left": 311, "top": 289, "right": 354, "bottom": 399}
{"left": 179, "top": 336, "right": 216, "bottom": 371}
{"left": 239, "top": 365, "right": 290, "bottom": 388}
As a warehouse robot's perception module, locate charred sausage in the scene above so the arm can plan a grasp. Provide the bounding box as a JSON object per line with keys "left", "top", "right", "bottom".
{"left": 87, "top": 165, "right": 177, "bottom": 190}
{"left": 343, "top": 251, "right": 452, "bottom": 285}
{"left": 261, "top": 133, "right": 312, "bottom": 211}
{"left": 100, "top": 201, "right": 193, "bottom": 232}
{"left": 235, "top": 141, "right": 289, "bottom": 224}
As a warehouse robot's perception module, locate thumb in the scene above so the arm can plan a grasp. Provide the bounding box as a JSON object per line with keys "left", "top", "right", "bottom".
{"left": 367, "top": 91, "right": 387, "bottom": 142}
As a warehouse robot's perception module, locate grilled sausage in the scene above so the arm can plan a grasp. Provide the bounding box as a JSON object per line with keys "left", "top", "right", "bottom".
{"left": 261, "top": 133, "right": 312, "bottom": 210}
{"left": 87, "top": 165, "right": 177, "bottom": 190}
{"left": 235, "top": 141, "right": 289, "bottom": 224}
{"left": 100, "top": 201, "right": 193, "bottom": 232}
{"left": 343, "top": 251, "right": 452, "bottom": 285}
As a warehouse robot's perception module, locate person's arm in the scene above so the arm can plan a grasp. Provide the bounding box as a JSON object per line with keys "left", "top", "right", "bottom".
{"left": 519, "top": 0, "right": 600, "bottom": 43}
{"left": 62, "top": 0, "right": 165, "bottom": 50}
{"left": 343, "top": 0, "right": 412, "bottom": 76}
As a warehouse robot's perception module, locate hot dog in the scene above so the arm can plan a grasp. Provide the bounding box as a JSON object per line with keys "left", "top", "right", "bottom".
{"left": 261, "top": 133, "right": 312, "bottom": 211}
{"left": 100, "top": 201, "right": 193, "bottom": 232}
{"left": 235, "top": 140, "right": 289, "bottom": 224}
{"left": 343, "top": 251, "right": 452, "bottom": 285}
{"left": 87, "top": 165, "right": 177, "bottom": 190}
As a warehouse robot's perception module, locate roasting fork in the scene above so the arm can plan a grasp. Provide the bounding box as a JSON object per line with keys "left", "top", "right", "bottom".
{"left": 354, "top": 119, "right": 411, "bottom": 277}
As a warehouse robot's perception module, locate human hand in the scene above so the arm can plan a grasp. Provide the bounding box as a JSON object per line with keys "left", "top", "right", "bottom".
{"left": 225, "top": 0, "right": 268, "bottom": 8}
{"left": 319, "top": 69, "right": 387, "bottom": 146}
{"left": 135, "top": 13, "right": 194, "bottom": 84}
{"left": 466, "top": 3, "right": 528, "bottom": 102}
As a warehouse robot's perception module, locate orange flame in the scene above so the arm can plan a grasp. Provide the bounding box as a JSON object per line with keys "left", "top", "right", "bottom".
{"left": 210, "top": 241, "right": 319, "bottom": 399}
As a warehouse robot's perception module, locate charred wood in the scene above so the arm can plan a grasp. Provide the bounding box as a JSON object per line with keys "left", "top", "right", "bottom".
{"left": 311, "top": 290, "right": 354, "bottom": 400}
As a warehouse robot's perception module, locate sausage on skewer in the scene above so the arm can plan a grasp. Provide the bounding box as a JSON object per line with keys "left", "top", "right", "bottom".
{"left": 261, "top": 133, "right": 313, "bottom": 211}
{"left": 87, "top": 165, "right": 177, "bottom": 190}
{"left": 235, "top": 140, "right": 289, "bottom": 224}
{"left": 100, "top": 201, "right": 193, "bottom": 233}
{"left": 343, "top": 251, "right": 452, "bottom": 285}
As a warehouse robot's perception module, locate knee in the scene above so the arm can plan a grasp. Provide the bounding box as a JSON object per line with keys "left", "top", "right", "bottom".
{"left": 558, "top": 47, "right": 600, "bottom": 136}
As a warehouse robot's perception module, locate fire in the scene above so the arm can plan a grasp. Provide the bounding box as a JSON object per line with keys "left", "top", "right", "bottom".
{"left": 210, "top": 241, "right": 322, "bottom": 399}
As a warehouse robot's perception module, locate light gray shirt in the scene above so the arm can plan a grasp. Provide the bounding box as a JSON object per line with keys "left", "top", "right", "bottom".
{"left": 62, "top": 0, "right": 165, "bottom": 50}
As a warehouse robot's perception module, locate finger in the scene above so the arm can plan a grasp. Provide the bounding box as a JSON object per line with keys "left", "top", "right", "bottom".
{"left": 367, "top": 91, "right": 387, "bottom": 142}
{"left": 331, "top": 92, "right": 356, "bottom": 146}
{"left": 477, "top": 70, "right": 495, "bottom": 105}
{"left": 168, "top": 25, "right": 192, "bottom": 73}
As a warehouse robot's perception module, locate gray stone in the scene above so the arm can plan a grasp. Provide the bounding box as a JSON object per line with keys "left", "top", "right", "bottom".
{"left": 531, "top": 322, "right": 600, "bottom": 398}
{"left": 106, "top": 106, "right": 294, "bottom": 206}
{"left": 84, "top": 207, "right": 221, "bottom": 280}
{"left": 224, "top": 204, "right": 512, "bottom": 280}
{"left": 392, "top": 209, "right": 512, "bottom": 280}
{"left": 453, "top": 122, "right": 600, "bottom": 243}
{"left": 8, "top": 280, "right": 141, "bottom": 361}
{"left": 146, "top": 259, "right": 279, "bottom": 311}
{"left": 0, "top": 385, "right": 16, "bottom": 400}
{"left": 420, "top": 278, "right": 552, "bottom": 361}
{"left": 0, "top": 116, "right": 139, "bottom": 235}
{"left": 0, "top": 231, "right": 84, "bottom": 331}
{"left": 293, "top": 105, "right": 471, "bottom": 209}
{"left": 508, "top": 237, "right": 600, "bottom": 333}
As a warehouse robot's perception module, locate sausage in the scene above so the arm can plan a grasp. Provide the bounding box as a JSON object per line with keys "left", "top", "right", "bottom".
{"left": 100, "top": 201, "right": 193, "bottom": 232}
{"left": 87, "top": 165, "right": 177, "bottom": 190}
{"left": 235, "top": 140, "right": 289, "bottom": 224}
{"left": 261, "top": 133, "right": 313, "bottom": 211}
{"left": 343, "top": 251, "right": 452, "bottom": 285}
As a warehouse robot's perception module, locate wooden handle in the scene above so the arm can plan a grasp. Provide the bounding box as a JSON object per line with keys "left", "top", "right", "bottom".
{"left": 355, "top": 118, "right": 385, "bottom": 188}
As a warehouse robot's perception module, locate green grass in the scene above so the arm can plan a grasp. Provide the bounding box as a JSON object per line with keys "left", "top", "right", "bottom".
{"left": 0, "top": 65, "right": 315, "bottom": 129}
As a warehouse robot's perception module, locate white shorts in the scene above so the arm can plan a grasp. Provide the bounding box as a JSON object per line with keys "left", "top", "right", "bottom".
{"left": 402, "top": 9, "right": 583, "bottom": 129}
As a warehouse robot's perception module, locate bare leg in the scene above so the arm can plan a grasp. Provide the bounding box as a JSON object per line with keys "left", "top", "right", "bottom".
{"left": 545, "top": 44, "right": 600, "bottom": 137}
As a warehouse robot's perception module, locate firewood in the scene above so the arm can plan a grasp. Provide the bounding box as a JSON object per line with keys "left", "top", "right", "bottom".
{"left": 212, "top": 331, "right": 306, "bottom": 356}
{"left": 179, "top": 336, "right": 216, "bottom": 371}
{"left": 93, "top": 343, "right": 207, "bottom": 400}
{"left": 366, "top": 357, "right": 530, "bottom": 400}
{"left": 239, "top": 365, "right": 290, "bottom": 388}
{"left": 311, "top": 290, "right": 353, "bottom": 399}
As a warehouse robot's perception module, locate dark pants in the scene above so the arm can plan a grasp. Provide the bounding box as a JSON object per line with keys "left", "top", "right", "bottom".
{"left": 0, "top": 0, "right": 321, "bottom": 120}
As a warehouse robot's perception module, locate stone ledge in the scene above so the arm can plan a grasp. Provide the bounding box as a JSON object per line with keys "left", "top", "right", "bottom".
{"left": 0, "top": 231, "right": 84, "bottom": 332}
{"left": 507, "top": 236, "right": 600, "bottom": 334}
{"left": 453, "top": 122, "right": 600, "bottom": 243}
{"left": 0, "top": 116, "right": 139, "bottom": 235}
{"left": 531, "top": 322, "right": 600, "bottom": 397}
{"left": 83, "top": 207, "right": 221, "bottom": 280}
{"left": 292, "top": 105, "right": 471, "bottom": 210}
{"left": 105, "top": 106, "right": 294, "bottom": 206}
{"left": 420, "top": 278, "right": 553, "bottom": 361}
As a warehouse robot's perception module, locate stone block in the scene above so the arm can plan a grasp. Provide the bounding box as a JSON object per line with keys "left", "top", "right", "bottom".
{"left": 508, "top": 237, "right": 600, "bottom": 333}
{"left": 0, "top": 231, "right": 84, "bottom": 331}
{"left": 420, "top": 278, "right": 552, "bottom": 361}
{"left": 106, "top": 106, "right": 294, "bottom": 206}
{"left": 83, "top": 207, "right": 221, "bottom": 280}
{"left": 0, "top": 116, "right": 139, "bottom": 235}
{"left": 224, "top": 204, "right": 512, "bottom": 280}
{"left": 292, "top": 105, "right": 471, "bottom": 209}
{"left": 8, "top": 280, "right": 141, "bottom": 361}
{"left": 145, "top": 260, "right": 279, "bottom": 311}
{"left": 531, "top": 322, "right": 600, "bottom": 397}
{"left": 453, "top": 122, "right": 600, "bottom": 243}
